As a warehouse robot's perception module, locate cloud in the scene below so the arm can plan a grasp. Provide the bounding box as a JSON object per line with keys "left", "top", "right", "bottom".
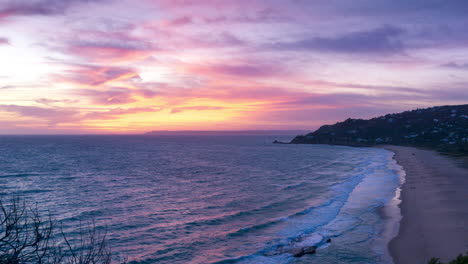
{"left": 250, "top": 105, "right": 405, "bottom": 128}
{"left": 441, "top": 62, "right": 468, "bottom": 69}
{"left": 326, "top": 0, "right": 468, "bottom": 17}
{"left": 156, "top": 78, "right": 466, "bottom": 109}
{"left": 155, "top": 0, "right": 272, "bottom": 10}
{"left": 2, "top": 0, "right": 468, "bottom": 133}
{"left": 83, "top": 107, "right": 161, "bottom": 120}
{"left": 170, "top": 106, "right": 225, "bottom": 114}
{"left": 0, "top": 1, "right": 68, "bottom": 18}
{"left": 163, "top": 16, "right": 193, "bottom": 27}
{"left": 270, "top": 25, "right": 405, "bottom": 54}
{"left": 159, "top": 85, "right": 300, "bottom": 102}
{"left": 0, "top": 0, "right": 104, "bottom": 19}
{"left": 191, "top": 63, "right": 283, "bottom": 77}
{"left": 310, "top": 80, "right": 424, "bottom": 94}
{"left": 60, "top": 29, "right": 156, "bottom": 62}
{"left": 58, "top": 64, "right": 139, "bottom": 86}
{"left": 262, "top": 87, "right": 468, "bottom": 112}
{"left": 214, "top": 65, "right": 281, "bottom": 77}
{"left": 0, "top": 37, "right": 9, "bottom": 45}
{"left": 36, "top": 98, "right": 79, "bottom": 105}
{"left": 67, "top": 39, "right": 154, "bottom": 62}
{"left": 0, "top": 104, "right": 79, "bottom": 125}
{"left": 202, "top": 8, "right": 288, "bottom": 24}
{"left": 79, "top": 87, "right": 157, "bottom": 105}
{"left": 188, "top": 32, "right": 246, "bottom": 48}
{"left": 0, "top": 104, "right": 160, "bottom": 125}
{"left": 0, "top": 85, "right": 16, "bottom": 89}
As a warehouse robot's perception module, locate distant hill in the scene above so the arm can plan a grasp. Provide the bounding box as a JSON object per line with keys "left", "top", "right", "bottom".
{"left": 290, "top": 104, "right": 468, "bottom": 155}
{"left": 146, "top": 130, "right": 309, "bottom": 136}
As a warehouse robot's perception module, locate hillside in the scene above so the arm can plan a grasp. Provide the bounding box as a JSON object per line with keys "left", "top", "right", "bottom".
{"left": 290, "top": 104, "right": 468, "bottom": 155}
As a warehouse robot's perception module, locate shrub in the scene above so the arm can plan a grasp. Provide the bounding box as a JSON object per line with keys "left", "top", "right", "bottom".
{"left": 428, "top": 253, "right": 468, "bottom": 264}
{"left": 0, "top": 197, "right": 122, "bottom": 264}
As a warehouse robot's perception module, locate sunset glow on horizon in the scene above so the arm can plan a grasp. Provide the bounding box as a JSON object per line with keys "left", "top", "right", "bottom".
{"left": 1, "top": 0, "right": 468, "bottom": 134}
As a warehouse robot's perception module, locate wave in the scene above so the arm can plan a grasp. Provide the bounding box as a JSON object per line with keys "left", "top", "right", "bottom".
{"left": 211, "top": 149, "right": 401, "bottom": 264}
{"left": 144, "top": 197, "right": 311, "bottom": 232}
{"left": 281, "top": 182, "right": 307, "bottom": 190}
{"left": 21, "top": 189, "right": 53, "bottom": 194}
{"left": 0, "top": 173, "right": 42, "bottom": 178}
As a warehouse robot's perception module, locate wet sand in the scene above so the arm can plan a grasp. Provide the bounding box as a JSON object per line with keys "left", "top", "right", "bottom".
{"left": 383, "top": 146, "right": 468, "bottom": 264}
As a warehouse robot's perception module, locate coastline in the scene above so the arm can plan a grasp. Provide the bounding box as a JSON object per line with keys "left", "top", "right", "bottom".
{"left": 374, "top": 150, "right": 405, "bottom": 264}
{"left": 381, "top": 145, "right": 468, "bottom": 264}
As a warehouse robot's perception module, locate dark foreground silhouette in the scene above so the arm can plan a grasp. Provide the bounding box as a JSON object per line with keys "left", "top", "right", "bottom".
{"left": 291, "top": 104, "right": 468, "bottom": 155}
{"left": 0, "top": 197, "right": 126, "bottom": 264}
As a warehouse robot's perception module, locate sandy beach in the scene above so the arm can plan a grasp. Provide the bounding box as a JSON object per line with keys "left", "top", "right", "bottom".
{"left": 384, "top": 146, "right": 468, "bottom": 264}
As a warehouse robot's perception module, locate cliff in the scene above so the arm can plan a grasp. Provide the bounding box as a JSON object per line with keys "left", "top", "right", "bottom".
{"left": 290, "top": 104, "right": 468, "bottom": 155}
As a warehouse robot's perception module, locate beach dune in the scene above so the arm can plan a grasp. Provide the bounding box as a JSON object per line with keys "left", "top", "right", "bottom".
{"left": 385, "top": 146, "right": 468, "bottom": 264}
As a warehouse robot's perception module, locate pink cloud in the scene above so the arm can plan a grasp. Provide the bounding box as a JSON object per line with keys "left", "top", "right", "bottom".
{"left": 191, "top": 63, "right": 284, "bottom": 77}
{"left": 0, "top": 104, "right": 79, "bottom": 125}
{"left": 0, "top": 37, "right": 10, "bottom": 45}
{"left": 63, "top": 29, "right": 156, "bottom": 63}
{"left": 68, "top": 41, "right": 153, "bottom": 62}
{"left": 163, "top": 16, "right": 193, "bottom": 27}
{"left": 155, "top": 0, "right": 258, "bottom": 9}
{"left": 170, "top": 106, "right": 225, "bottom": 113}
{"left": 2, "top": 0, "right": 468, "bottom": 134}
{"left": 57, "top": 64, "right": 140, "bottom": 86}
{"left": 79, "top": 87, "right": 157, "bottom": 105}
{"left": 83, "top": 107, "right": 161, "bottom": 120}
{"left": 0, "top": 104, "right": 161, "bottom": 125}
{"left": 36, "top": 98, "right": 79, "bottom": 105}
{"left": 161, "top": 85, "right": 306, "bottom": 103}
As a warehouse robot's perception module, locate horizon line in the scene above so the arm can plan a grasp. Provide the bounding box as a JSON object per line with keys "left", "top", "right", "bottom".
{"left": 0, "top": 129, "right": 311, "bottom": 136}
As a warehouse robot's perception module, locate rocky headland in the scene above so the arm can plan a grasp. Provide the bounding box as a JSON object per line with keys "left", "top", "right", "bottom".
{"left": 290, "top": 104, "right": 468, "bottom": 155}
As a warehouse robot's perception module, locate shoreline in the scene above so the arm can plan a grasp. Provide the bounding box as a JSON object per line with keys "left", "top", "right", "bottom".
{"left": 375, "top": 150, "right": 406, "bottom": 264}
{"left": 381, "top": 145, "right": 468, "bottom": 264}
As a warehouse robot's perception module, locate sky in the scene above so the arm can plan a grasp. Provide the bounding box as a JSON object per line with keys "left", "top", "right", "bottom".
{"left": 0, "top": 0, "right": 467, "bottom": 134}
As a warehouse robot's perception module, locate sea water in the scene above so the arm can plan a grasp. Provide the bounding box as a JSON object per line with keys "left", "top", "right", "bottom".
{"left": 0, "top": 135, "right": 403, "bottom": 264}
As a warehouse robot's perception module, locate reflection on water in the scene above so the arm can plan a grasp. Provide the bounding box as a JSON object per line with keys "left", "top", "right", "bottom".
{"left": 0, "top": 135, "right": 400, "bottom": 264}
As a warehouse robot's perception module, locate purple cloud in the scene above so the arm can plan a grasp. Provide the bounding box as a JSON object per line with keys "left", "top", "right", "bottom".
{"left": 0, "top": 104, "right": 79, "bottom": 125}
{"left": 67, "top": 38, "right": 155, "bottom": 62}
{"left": 271, "top": 25, "right": 405, "bottom": 54}
{"left": 203, "top": 8, "right": 288, "bottom": 24}
{"left": 0, "top": 37, "right": 9, "bottom": 45}
{"left": 58, "top": 64, "right": 139, "bottom": 86}
{"left": 165, "top": 16, "right": 193, "bottom": 26}
{"left": 0, "top": 104, "right": 161, "bottom": 125}
{"left": 188, "top": 32, "right": 246, "bottom": 48}
{"left": 210, "top": 64, "right": 282, "bottom": 77}
{"left": 0, "top": 0, "right": 104, "bottom": 18}
{"left": 442, "top": 62, "right": 468, "bottom": 69}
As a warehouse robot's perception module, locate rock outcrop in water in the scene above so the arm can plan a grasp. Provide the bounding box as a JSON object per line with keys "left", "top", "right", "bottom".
{"left": 263, "top": 233, "right": 329, "bottom": 258}
{"left": 291, "top": 104, "right": 468, "bottom": 155}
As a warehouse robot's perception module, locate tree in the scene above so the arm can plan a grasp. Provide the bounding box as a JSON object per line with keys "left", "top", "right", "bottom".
{"left": 0, "top": 197, "right": 119, "bottom": 264}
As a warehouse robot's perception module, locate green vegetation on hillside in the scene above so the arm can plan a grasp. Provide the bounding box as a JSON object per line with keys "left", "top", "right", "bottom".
{"left": 291, "top": 105, "right": 468, "bottom": 155}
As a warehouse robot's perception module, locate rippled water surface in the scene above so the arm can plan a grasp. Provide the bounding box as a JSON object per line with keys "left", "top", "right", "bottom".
{"left": 0, "top": 135, "right": 402, "bottom": 263}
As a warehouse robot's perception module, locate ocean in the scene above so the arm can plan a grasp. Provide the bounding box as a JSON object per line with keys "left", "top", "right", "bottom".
{"left": 0, "top": 135, "right": 403, "bottom": 264}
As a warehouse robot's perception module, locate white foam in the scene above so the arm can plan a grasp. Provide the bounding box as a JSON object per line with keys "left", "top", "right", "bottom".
{"left": 372, "top": 151, "right": 406, "bottom": 264}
